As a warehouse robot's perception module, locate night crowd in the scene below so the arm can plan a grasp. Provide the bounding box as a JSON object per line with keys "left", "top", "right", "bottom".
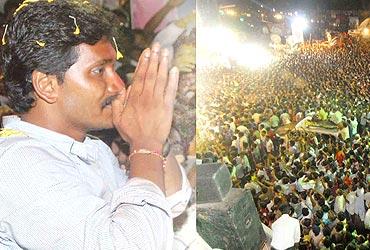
{"left": 197, "top": 40, "right": 370, "bottom": 249}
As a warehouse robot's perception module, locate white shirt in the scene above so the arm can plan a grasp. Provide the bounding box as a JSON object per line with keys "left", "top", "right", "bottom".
{"left": 334, "top": 195, "right": 346, "bottom": 214}
{"left": 266, "top": 139, "right": 274, "bottom": 153}
{"left": 271, "top": 214, "right": 301, "bottom": 250}
{"left": 350, "top": 118, "right": 358, "bottom": 135}
{"left": 346, "top": 191, "right": 356, "bottom": 215}
{"left": 0, "top": 116, "right": 191, "bottom": 249}
{"left": 365, "top": 209, "right": 370, "bottom": 229}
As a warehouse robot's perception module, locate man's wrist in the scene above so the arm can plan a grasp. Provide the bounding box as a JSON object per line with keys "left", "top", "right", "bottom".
{"left": 130, "top": 141, "right": 164, "bottom": 154}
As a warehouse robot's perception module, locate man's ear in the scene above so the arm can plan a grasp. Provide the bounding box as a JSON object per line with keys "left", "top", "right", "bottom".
{"left": 31, "top": 70, "right": 60, "bottom": 104}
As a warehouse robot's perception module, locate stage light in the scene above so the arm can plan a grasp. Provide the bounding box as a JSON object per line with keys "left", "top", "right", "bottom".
{"left": 292, "top": 16, "right": 308, "bottom": 31}
{"left": 197, "top": 26, "right": 239, "bottom": 67}
{"left": 274, "top": 14, "right": 283, "bottom": 20}
{"left": 231, "top": 44, "right": 274, "bottom": 70}
{"left": 225, "top": 9, "right": 237, "bottom": 16}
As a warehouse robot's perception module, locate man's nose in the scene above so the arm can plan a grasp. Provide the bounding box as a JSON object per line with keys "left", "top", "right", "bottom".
{"left": 108, "top": 72, "right": 125, "bottom": 93}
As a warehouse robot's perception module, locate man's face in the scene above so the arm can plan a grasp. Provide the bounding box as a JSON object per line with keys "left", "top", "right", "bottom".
{"left": 57, "top": 38, "right": 125, "bottom": 132}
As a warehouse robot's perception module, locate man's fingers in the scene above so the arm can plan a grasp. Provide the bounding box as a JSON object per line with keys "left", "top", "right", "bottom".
{"left": 112, "top": 90, "right": 127, "bottom": 124}
{"left": 154, "top": 48, "right": 169, "bottom": 97}
{"left": 131, "top": 48, "right": 151, "bottom": 97}
{"left": 123, "top": 85, "right": 132, "bottom": 108}
{"left": 164, "top": 67, "right": 179, "bottom": 105}
{"left": 143, "top": 43, "right": 160, "bottom": 96}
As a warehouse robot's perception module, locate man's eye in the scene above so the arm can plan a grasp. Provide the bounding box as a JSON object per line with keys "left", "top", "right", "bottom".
{"left": 92, "top": 67, "right": 104, "bottom": 74}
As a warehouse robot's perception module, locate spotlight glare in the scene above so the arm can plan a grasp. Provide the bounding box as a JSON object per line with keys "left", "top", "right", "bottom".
{"left": 274, "top": 13, "right": 283, "bottom": 20}
{"left": 225, "top": 9, "right": 237, "bottom": 16}
{"left": 292, "top": 16, "right": 308, "bottom": 31}
{"left": 197, "top": 26, "right": 239, "bottom": 67}
{"left": 232, "top": 44, "right": 274, "bottom": 69}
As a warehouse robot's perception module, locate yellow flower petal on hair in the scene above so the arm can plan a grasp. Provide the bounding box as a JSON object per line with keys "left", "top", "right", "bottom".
{"left": 48, "top": 0, "right": 54, "bottom": 2}
{"left": 2, "top": 24, "right": 8, "bottom": 45}
{"left": 36, "top": 40, "right": 45, "bottom": 47}
{"left": 112, "top": 37, "right": 124, "bottom": 60}
{"left": 13, "top": 0, "right": 40, "bottom": 16}
{"left": 73, "top": 26, "right": 80, "bottom": 35}
{"left": 0, "top": 128, "right": 25, "bottom": 138}
{"left": 13, "top": 3, "right": 28, "bottom": 16}
{"left": 116, "top": 50, "right": 124, "bottom": 60}
{"left": 68, "top": 15, "right": 80, "bottom": 35}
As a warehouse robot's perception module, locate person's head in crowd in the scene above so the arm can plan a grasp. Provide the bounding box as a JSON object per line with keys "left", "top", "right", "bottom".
{"left": 322, "top": 236, "right": 332, "bottom": 248}
{"left": 274, "top": 185, "right": 282, "bottom": 193}
{"left": 335, "top": 222, "right": 344, "bottom": 233}
{"left": 356, "top": 235, "right": 366, "bottom": 245}
{"left": 301, "top": 207, "right": 309, "bottom": 217}
{"left": 273, "top": 196, "right": 281, "bottom": 206}
{"left": 323, "top": 225, "right": 332, "bottom": 237}
{"left": 312, "top": 225, "right": 321, "bottom": 236}
{"left": 346, "top": 242, "right": 356, "bottom": 250}
{"left": 279, "top": 203, "right": 292, "bottom": 215}
{"left": 318, "top": 197, "right": 326, "bottom": 207}
{"left": 315, "top": 210, "right": 324, "bottom": 220}
{"left": 343, "top": 231, "right": 353, "bottom": 245}
{"left": 302, "top": 218, "right": 311, "bottom": 228}
{"left": 281, "top": 176, "right": 290, "bottom": 185}
{"left": 323, "top": 188, "right": 332, "bottom": 199}
{"left": 322, "top": 205, "right": 330, "bottom": 214}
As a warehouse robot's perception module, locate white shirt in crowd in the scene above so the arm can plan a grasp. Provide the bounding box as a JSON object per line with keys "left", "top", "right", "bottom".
{"left": 350, "top": 118, "right": 358, "bottom": 135}
{"left": 271, "top": 214, "right": 301, "bottom": 250}
{"left": 334, "top": 195, "right": 346, "bottom": 214}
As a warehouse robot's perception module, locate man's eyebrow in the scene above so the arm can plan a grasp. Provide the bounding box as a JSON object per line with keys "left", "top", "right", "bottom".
{"left": 91, "top": 59, "right": 115, "bottom": 67}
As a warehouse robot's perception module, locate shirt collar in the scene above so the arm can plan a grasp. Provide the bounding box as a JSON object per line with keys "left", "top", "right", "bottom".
{"left": 3, "top": 115, "right": 98, "bottom": 164}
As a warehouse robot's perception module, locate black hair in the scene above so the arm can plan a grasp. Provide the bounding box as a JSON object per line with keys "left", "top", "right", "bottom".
{"left": 312, "top": 225, "right": 320, "bottom": 236}
{"left": 346, "top": 242, "right": 356, "bottom": 250}
{"left": 315, "top": 210, "right": 323, "bottom": 219}
{"left": 1, "top": 0, "right": 114, "bottom": 113}
{"left": 323, "top": 236, "right": 332, "bottom": 247}
{"left": 335, "top": 222, "right": 343, "bottom": 232}
{"left": 337, "top": 211, "right": 346, "bottom": 221}
{"left": 302, "top": 207, "right": 309, "bottom": 216}
{"left": 322, "top": 225, "right": 332, "bottom": 236}
{"left": 322, "top": 205, "right": 330, "bottom": 213}
{"left": 302, "top": 218, "right": 311, "bottom": 227}
{"left": 279, "top": 204, "right": 292, "bottom": 214}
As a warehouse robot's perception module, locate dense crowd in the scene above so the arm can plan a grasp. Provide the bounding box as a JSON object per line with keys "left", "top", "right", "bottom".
{"left": 197, "top": 40, "right": 370, "bottom": 249}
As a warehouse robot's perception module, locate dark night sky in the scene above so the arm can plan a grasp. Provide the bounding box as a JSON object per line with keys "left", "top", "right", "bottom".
{"left": 218, "top": 0, "right": 370, "bottom": 11}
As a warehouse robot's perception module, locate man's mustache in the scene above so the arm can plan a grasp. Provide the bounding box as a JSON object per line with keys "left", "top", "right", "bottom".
{"left": 101, "top": 94, "right": 120, "bottom": 108}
